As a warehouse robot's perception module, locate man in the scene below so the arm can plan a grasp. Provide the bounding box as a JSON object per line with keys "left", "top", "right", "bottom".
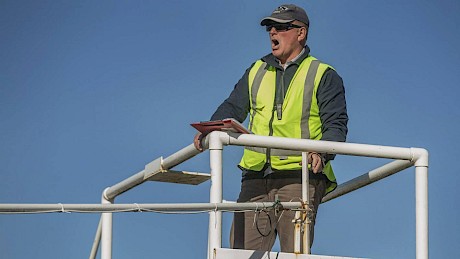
{"left": 194, "top": 4, "right": 348, "bottom": 253}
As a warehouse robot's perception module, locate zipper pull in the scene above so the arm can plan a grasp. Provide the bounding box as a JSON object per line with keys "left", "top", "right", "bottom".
{"left": 276, "top": 103, "right": 282, "bottom": 120}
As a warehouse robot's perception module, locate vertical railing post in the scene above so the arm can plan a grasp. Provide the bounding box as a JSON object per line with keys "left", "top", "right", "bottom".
{"left": 415, "top": 165, "right": 429, "bottom": 259}
{"left": 89, "top": 216, "right": 102, "bottom": 259}
{"left": 208, "top": 132, "right": 223, "bottom": 259}
{"left": 301, "top": 152, "right": 310, "bottom": 254}
{"left": 412, "top": 148, "right": 429, "bottom": 259}
{"left": 101, "top": 188, "right": 113, "bottom": 259}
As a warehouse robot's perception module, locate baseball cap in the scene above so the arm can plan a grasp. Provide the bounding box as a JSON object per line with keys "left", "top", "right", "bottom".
{"left": 260, "top": 4, "right": 309, "bottom": 27}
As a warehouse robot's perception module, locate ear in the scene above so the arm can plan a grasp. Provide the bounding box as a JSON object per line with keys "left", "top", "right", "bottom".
{"left": 297, "top": 27, "right": 307, "bottom": 42}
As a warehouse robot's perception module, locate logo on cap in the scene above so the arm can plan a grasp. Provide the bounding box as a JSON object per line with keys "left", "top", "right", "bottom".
{"left": 273, "top": 6, "right": 289, "bottom": 14}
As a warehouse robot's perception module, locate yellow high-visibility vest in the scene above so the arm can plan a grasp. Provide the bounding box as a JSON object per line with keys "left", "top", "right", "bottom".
{"left": 239, "top": 56, "right": 337, "bottom": 193}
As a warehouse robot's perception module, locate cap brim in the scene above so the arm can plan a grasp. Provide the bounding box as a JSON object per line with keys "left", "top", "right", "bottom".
{"left": 260, "top": 17, "right": 294, "bottom": 26}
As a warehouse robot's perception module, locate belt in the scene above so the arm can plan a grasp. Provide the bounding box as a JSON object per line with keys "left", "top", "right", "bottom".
{"left": 241, "top": 168, "right": 327, "bottom": 181}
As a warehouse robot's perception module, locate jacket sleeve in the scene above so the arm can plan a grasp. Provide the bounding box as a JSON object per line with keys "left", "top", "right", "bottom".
{"left": 317, "top": 69, "right": 349, "bottom": 161}
{"left": 210, "top": 66, "right": 252, "bottom": 123}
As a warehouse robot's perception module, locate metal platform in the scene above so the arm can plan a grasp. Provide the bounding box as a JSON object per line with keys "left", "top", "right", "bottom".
{"left": 214, "top": 248, "right": 366, "bottom": 259}
{"left": 146, "top": 169, "right": 210, "bottom": 185}
{"left": 144, "top": 156, "right": 210, "bottom": 185}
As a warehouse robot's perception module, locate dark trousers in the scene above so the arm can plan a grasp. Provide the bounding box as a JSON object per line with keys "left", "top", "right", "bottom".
{"left": 230, "top": 177, "right": 327, "bottom": 253}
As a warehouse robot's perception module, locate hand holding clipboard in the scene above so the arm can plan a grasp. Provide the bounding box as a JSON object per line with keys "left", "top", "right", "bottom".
{"left": 191, "top": 118, "right": 251, "bottom": 151}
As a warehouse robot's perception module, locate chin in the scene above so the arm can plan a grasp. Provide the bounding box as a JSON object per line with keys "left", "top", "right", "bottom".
{"left": 272, "top": 51, "right": 282, "bottom": 59}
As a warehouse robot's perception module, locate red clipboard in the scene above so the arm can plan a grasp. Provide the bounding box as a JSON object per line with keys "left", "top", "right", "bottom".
{"left": 191, "top": 118, "right": 251, "bottom": 134}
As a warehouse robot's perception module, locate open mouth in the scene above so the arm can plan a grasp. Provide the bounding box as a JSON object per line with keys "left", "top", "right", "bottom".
{"left": 272, "top": 39, "right": 280, "bottom": 49}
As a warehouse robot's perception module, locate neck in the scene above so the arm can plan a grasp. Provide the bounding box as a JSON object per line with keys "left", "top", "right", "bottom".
{"left": 278, "top": 47, "right": 305, "bottom": 67}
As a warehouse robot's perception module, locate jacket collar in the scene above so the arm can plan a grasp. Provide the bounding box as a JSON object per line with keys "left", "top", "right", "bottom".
{"left": 261, "top": 45, "right": 311, "bottom": 69}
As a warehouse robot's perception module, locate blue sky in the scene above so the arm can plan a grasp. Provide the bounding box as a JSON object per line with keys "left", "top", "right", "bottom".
{"left": 1, "top": 1, "right": 459, "bottom": 258}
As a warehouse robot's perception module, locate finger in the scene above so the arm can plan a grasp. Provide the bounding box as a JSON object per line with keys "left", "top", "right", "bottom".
{"left": 311, "top": 158, "right": 318, "bottom": 173}
{"left": 313, "top": 160, "right": 321, "bottom": 173}
{"left": 193, "top": 133, "right": 203, "bottom": 151}
{"left": 312, "top": 155, "right": 322, "bottom": 173}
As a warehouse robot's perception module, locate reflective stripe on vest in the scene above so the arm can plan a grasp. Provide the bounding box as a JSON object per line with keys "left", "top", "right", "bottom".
{"left": 239, "top": 56, "right": 337, "bottom": 193}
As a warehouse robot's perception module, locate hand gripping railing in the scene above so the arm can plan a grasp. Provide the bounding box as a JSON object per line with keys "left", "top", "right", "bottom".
{"left": 89, "top": 131, "right": 429, "bottom": 259}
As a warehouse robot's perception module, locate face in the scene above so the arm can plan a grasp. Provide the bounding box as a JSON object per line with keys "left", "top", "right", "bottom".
{"left": 267, "top": 22, "right": 306, "bottom": 64}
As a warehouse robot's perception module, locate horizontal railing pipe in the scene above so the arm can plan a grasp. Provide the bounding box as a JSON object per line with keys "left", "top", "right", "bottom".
{"left": 0, "top": 202, "right": 302, "bottom": 213}
{"left": 213, "top": 132, "right": 415, "bottom": 161}
{"left": 322, "top": 159, "right": 414, "bottom": 203}
{"left": 162, "top": 144, "right": 202, "bottom": 169}
{"left": 104, "top": 170, "right": 145, "bottom": 200}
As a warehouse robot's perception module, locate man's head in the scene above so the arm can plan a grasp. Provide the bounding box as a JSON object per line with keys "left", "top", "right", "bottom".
{"left": 260, "top": 4, "right": 309, "bottom": 64}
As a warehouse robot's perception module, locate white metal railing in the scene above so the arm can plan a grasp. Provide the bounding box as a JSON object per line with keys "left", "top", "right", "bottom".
{"left": 0, "top": 131, "right": 429, "bottom": 259}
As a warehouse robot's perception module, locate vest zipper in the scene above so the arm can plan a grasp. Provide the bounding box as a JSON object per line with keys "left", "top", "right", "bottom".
{"left": 276, "top": 70, "right": 285, "bottom": 120}
{"left": 266, "top": 105, "right": 276, "bottom": 164}
{"left": 267, "top": 69, "right": 285, "bottom": 164}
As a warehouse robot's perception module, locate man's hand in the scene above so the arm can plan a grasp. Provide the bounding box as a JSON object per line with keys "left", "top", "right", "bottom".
{"left": 193, "top": 132, "right": 204, "bottom": 152}
{"left": 307, "top": 152, "right": 324, "bottom": 173}
{"left": 298, "top": 152, "right": 324, "bottom": 173}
